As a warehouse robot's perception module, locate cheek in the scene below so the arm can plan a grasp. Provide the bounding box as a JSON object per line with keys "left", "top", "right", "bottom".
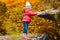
{"left": 26, "top": 6, "right": 31, "bottom": 10}
{"left": 29, "top": 7, "right": 31, "bottom": 9}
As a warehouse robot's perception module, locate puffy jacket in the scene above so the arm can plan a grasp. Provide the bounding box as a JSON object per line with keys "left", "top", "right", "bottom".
{"left": 22, "top": 7, "right": 37, "bottom": 22}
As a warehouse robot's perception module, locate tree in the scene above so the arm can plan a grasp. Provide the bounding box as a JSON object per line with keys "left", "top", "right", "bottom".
{"left": 0, "top": 2, "right": 7, "bottom": 15}
{"left": 0, "top": 2, "right": 7, "bottom": 35}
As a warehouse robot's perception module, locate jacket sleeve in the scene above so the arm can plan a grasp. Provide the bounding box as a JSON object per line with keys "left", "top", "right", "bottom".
{"left": 25, "top": 9, "right": 37, "bottom": 16}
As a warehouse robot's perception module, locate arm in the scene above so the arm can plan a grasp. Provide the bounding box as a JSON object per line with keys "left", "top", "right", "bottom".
{"left": 27, "top": 11, "right": 37, "bottom": 16}
{"left": 24, "top": 8, "right": 37, "bottom": 16}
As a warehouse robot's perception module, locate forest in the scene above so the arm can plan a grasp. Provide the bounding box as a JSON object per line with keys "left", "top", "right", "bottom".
{"left": 0, "top": 0, "right": 60, "bottom": 40}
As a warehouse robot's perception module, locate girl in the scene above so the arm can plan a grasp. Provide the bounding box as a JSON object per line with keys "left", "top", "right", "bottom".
{"left": 22, "top": 1, "right": 47, "bottom": 40}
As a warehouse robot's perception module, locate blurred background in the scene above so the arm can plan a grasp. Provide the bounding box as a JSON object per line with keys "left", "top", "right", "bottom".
{"left": 0, "top": 0, "right": 60, "bottom": 40}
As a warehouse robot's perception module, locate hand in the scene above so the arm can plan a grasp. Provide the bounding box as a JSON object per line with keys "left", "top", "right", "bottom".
{"left": 45, "top": 10, "right": 49, "bottom": 13}
{"left": 37, "top": 11, "right": 46, "bottom": 15}
{"left": 37, "top": 12, "right": 42, "bottom": 15}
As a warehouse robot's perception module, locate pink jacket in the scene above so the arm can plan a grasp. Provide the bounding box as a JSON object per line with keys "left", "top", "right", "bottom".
{"left": 22, "top": 7, "right": 37, "bottom": 23}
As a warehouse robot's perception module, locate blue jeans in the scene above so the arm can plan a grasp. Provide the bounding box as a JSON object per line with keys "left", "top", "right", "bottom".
{"left": 23, "top": 22, "right": 28, "bottom": 34}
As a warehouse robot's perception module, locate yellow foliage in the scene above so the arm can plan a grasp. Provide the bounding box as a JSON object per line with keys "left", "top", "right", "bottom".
{"left": 0, "top": 0, "right": 60, "bottom": 40}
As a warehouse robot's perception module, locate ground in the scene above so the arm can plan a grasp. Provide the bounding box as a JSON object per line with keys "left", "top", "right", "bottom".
{"left": 0, "top": 34, "right": 48, "bottom": 40}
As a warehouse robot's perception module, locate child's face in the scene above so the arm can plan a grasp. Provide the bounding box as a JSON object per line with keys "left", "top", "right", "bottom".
{"left": 26, "top": 6, "right": 31, "bottom": 10}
